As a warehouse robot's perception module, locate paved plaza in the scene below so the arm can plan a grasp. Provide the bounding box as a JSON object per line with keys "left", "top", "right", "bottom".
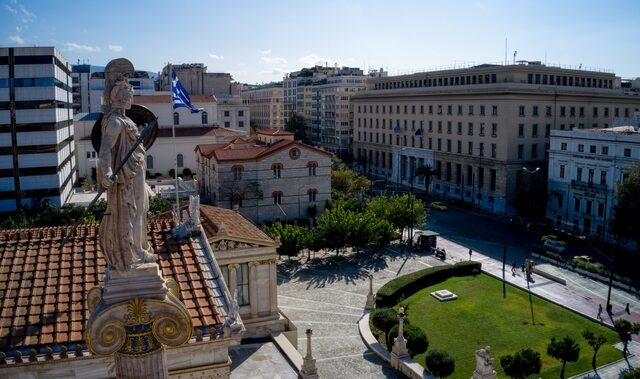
{"left": 277, "top": 236, "right": 640, "bottom": 379}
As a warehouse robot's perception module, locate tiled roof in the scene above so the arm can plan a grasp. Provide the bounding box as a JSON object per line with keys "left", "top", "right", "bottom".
{"left": 0, "top": 216, "right": 225, "bottom": 354}
{"left": 199, "top": 206, "right": 276, "bottom": 246}
{"left": 134, "top": 95, "right": 215, "bottom": 104}
{"left": 195, "top": 138, "right": 332, "bottom": 162}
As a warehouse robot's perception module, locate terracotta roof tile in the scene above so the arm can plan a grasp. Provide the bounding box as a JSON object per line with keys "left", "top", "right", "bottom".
{"left": 0, "top": 216, "right": 225, "bottom": 353}
{"left": 199, "top": 206, "right": 276, "bottom": 246}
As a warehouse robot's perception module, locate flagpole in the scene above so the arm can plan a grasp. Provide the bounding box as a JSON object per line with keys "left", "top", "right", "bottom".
{"left": 170, "top": 63, "right": 180, "bottom": 223}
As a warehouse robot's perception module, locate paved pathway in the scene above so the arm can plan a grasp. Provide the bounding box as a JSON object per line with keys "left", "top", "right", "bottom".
{"left": 277, "top": 237, "right": 640, "bottom": 379}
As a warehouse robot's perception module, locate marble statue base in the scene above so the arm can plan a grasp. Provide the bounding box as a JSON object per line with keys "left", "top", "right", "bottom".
{"left": 102, "top": 263, "right": 167, "bottom": 304}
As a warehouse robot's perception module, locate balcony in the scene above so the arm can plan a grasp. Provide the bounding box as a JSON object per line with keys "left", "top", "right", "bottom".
{"left": 570, "top": 180, "right": 607, "bottom": 191}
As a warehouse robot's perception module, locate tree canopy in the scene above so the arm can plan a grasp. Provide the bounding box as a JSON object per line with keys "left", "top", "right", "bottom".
{"left": 500, "top": 348, "right": 542, "bottom": 379}
{"left": 285, "top": 112, "right": 308, "bottom": 143}
{"left": 612, "top": 163, "right": 640, "bottom": 247}
{"left": 546, "top": 336, "right": 580, "bottom": 379}
{"left": 425, "top": 349, "right": 455, "bottom": 378}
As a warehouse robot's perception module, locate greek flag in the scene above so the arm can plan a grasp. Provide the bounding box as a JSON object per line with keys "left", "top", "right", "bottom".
{"left": 171, "top": 71, "right": 203, "bottom": 113}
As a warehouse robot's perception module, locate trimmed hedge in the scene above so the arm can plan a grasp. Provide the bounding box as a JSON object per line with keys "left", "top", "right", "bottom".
{"left": 375, "top": 260, "right": 481, "bottom": 307}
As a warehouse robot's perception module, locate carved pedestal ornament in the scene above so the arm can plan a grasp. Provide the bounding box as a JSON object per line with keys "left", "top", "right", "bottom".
{"left": 85, "top": 58, "right": 191, "bottom": 379}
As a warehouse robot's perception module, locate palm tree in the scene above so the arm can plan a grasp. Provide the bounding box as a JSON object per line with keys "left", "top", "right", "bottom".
{"left": 415, "top": 164, "right": 437, "bottom": 196}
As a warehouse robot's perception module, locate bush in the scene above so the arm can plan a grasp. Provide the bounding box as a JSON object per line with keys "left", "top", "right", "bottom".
{"left": 376, "top": 261, "right": 481, "bottom": 307}
{"left": 387, "top": 323, "right": 428, "bottom": 357}
{"left": 500, "top": 348, "right": 542, "bottom": 379}
{"left": 425, "top": 349, "right": 455, "bottom": 378}
{"left": 621, "top": 367, "right": 640, "bottom": 379}
{"left": 370, "top": 308, "right": 399, "bottom": 338}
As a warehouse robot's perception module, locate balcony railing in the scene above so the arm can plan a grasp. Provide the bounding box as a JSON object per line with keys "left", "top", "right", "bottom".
{"left": 570, "top": 180, "right": 607, "bottom": 191}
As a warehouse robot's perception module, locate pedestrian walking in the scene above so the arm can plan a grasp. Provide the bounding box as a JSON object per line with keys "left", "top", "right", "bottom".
{"left": 468, "top": 248, "right": 472, "bottom": 260}
{"left": 597, "top": 304, "right": 603, "bottom": 320}
{"left": 511, "top": 261, "right": 517, "bottom": 276}
{"left": 626, "top": 303, "right": 630, "bottom": 314}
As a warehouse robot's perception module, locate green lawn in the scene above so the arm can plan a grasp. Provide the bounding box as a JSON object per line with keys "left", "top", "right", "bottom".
{"left": 401, "top": 274, "right": 621, "bottom": 379}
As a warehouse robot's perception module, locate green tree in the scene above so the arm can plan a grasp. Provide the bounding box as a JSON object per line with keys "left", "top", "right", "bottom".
{"left": 425, "top": 349, "right": 455, "bottom": 378}
{"left": 500, "top": 348, "right": 542, "bottom": 379}
{"left": 370, "top": 307, "right": 399, "bottom": 339}
{"left": 331, "top": 166, "right": 371, "bottom": 200}
{"left": 386, "top": 323, "right": 428, "bottom": 357}
{"left": 582, "top": 329, "right": 607, "bottom": 372}
{"left": 546, "top": 336, "right": 580, "bottom": 379}
{"left": 613, "top": 319, "right": 640, "bottom": 358}
{"left": 415, "top": 164, "right": 437, "bottom": 196}
{"left": 263, "top": 223, "right": 311, "bottom": 258}
{"left": 285, "top": 112, "right": 308, "bottom": 143}
{"left": 612, "top": 163, "right": 640, "bottom": 247}
{"left": 314, "top": 204, "right": 352, "bottom": 254}
{"left": 366, "top": 194, "right": 425, "bottom": 237}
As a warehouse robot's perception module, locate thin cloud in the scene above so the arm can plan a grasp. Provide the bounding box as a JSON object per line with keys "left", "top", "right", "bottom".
{"left": 18, "top": 3, "right": 35, "bottom": 23}
{"left": 261, "top": 56, "right": 288, "bottom": 65}
{"left": 259, "top": 49, "right": 272, "bottom": 55}
{"left": 208, "top": 53, "right": 224, "bottom": 60}
{"left": 108, "top": 44, "right": 123, "bottom": 52}
{"left": 5, "top": 3, "right": 17, "bottom": 14}
{"left": 299, "top": 53, "right": 332, "bottom": 66}
{"left": 65, "top": 42, "right": 100, "bottom": 52}
{"left": 8, "top": 35, "right": 25, "bottom": 45}
{"left": 261, "top": 68, "right": 287, "bottom": 75}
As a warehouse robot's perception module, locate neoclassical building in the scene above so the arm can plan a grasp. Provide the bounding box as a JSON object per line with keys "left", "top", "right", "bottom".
{"left": 352, "top": 62, "right": 640, "bottom": 215}
{"left": 195, "top": 129, "right": 333, "bottom": 224}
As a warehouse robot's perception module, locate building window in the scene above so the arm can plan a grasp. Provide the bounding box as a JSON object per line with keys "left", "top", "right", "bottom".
{"left": 224, "top": 110, "right": 230, "bottom": 117}
{"left": 468, "top": 105, "right": 474, "bottom": 115}
{"left": 518, "top": 105, "right": 525, "bottom": 116}
{"left": 308, "top": 189, "right": 317, "bottom": 202}
{"left": 561, "top": 142, "right": 567, "bottom": 150}
{"left": 457, "top": 122, "right": 463, "bottom": 135}
{"left": 600, "top": 170, "right": 607, "bottom": 185}
{"left": 532, "top": 124, "right": 538, "bottom": 138}
{"left": 232, "top": 165, "right": 243, "bottom": 180}
{"left": 468, "top": 122, "right": 473, "bottom": 136}
{"left": 147, "top": 155, "right": 154, "bottom": 169}
{"left": 479, "top": 123, "right": 485, "bottom": 136}
{"left": 602, "top": 146, "right": 608, "bottom": 155}
{"left": 577, "top": 167, "right": 582, "bottom": 181}
{"left": 492, "top": 105, "right": 498, "bottom": 116}
{"left": 468, "top": 142, "right": 473, "bottom": 155}
{"left": 559, "top": 165, "right": 565, "bottom": 178}
{"left": 532, "top": 106, "right": 539, "bottom": 117}
{"left": 491, "top": 143, "right": 496, "bottom": 158}
{"left": 490, "top": 169, "right": 496, "bottom": 191}
{"left": 531, "top": 144, "right": 538, "bottom": 158}
{"left": 480, "top": 105, "right": 485, "bottom": 116}
{"left": 545, "top": 124, "right": 551, "bottom": 137}
{"left": 177, "top": 154, "right": 184, "bottom": 168}
{"left": 589, "top": 145, "right": 596, "bottom": 154}
{"left": 273, "top": 191, "right": 282, "bottom": 205}
{"left": 560, "top": 106, "right": 566, "bottom": 117}
{"left": 173, "top": 112, "right": 179, "bottom": 125}
{"left": 624, "top": 148, "right": 631, "bottom": 157}
{"left": 307, "top": 161, "right": 317, "bottom": 176}
{"left": 239, "top": 121, "right": 244, "bottom": 127}
{"left": 457, "top": 140, "right": 462, "bottom": 154}
{"left": 225, "top": 121, "right": 230, "bottom": 128}
{"left": 518, "top": 124, "right": 524, "bottom": 137}
{"left": 491, "top": 123, "right": 497, "bottom": 137}
{"left": 272, "top": 163, "right": 283, "bottom": 178}
{"left": 517, "top": 144, "right": 524, "bottom": 159}
{"left": 545, "top": 106, "right": 552, "bottom": 117}
{"left": 578, "top": 144, "right": 584, "bottom": 153}
{"left": 236, "top": 264, "right": 250, "bottom": 306}
{"left": 202, "top": 111, "right": 208, "bottom": 124}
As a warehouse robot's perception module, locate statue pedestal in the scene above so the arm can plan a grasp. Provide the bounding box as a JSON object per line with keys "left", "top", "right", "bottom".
{"left": 103, "top": 263, "right": 167, "bottom": 303}
{"left": 86, "top": 263, "right": 192, "bottom": 379}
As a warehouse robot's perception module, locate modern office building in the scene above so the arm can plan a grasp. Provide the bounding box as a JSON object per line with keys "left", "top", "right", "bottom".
{"left": 240, "top": 83, "right": 284, "bottom": 130}
{"left": 351, "top": 61, "right": 640, "bottom": 215}
{"left": 0, "top": 46, "right": 77, "bottom": 212}
{"left": 71, "top": 63, "right": 91, "bottom": 114}
{"left": 547, "top": 124, "right": 640, "bottom": 243}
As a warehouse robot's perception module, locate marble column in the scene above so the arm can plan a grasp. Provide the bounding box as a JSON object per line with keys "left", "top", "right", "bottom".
{"left": 228, "top": 264, "right": 239, "bottom": 301}
{"left": 269, "top": 261, "right": 278, "bottom": 314}
{"left": 248, "top": 262, "right": 258, "bottom": 318}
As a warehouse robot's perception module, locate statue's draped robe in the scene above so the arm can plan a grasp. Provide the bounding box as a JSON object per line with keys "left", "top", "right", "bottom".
{"left": 98, "top": 111, "right": 151, "bottom": 271}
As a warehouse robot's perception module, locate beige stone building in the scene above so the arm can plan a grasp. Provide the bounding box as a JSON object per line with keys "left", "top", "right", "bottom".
{"left": 352, "top": 62, "right": 640, "bottom": 215}
{"left": 195, "top": 129, "right": 333, "bottom": 224}
{"left": 241, "top": 83, "right": 284, "bottom": 130}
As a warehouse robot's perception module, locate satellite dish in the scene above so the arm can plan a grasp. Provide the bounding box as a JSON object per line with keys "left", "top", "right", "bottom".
{"left": 91, "top": 104, "right": 159, "bottom": 153}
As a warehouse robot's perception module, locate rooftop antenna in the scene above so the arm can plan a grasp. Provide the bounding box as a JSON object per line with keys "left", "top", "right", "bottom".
{"left": 513, "top": 50, "right": 517, "bottom": 65}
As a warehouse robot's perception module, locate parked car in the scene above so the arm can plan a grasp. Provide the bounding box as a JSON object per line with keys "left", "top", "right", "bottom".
{"left": 572, "top": 255, "right": 605, "bottom": 271}
{"left": 543, "top": 239, "right": 567, "bottom": 254}
{"left": 541, "top": 235, "right": 567, "bottom": 246}
{"left": 430, "top": 201, "right": 448, "bottom": 211}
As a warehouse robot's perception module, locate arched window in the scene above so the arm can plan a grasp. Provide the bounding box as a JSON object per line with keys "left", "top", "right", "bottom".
{"left": 271, "top": 163, "right": 283, "bottom": 178}
{"left": 272, "top": 191, "right": 282, "bottom": 205}
{"left": 232, "top": 165, "right": 244, "bottom": 180}
{"left": 307, "top": 161, "right": 318, "bottom": 176}
{"left": 308, "top": 188, "right": 317, "bottom": 202}
{"left": 173, "top": 112, "right": 179, "bottom": 125}
{"left": 177, "top": 154, "right": 184, "bottom": 168}
{"left": 201, "top": 111, "right": 208, "bottom": 125}
{"left": 146, "top": 155, "right": 154, "bottom": 169}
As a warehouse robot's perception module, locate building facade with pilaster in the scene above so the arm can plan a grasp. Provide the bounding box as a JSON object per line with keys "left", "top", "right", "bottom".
{"left": 352, "top": 62, "right": 640, "bottom": 216}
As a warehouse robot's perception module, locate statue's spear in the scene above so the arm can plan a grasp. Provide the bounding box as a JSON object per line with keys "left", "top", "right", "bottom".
{"left": 60, "top": 119, "right": 157, "bottom": 247}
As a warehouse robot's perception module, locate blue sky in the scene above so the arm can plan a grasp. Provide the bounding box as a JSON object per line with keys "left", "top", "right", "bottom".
{"left": 1, "top": 0, "right": 639, "bottom": 84}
